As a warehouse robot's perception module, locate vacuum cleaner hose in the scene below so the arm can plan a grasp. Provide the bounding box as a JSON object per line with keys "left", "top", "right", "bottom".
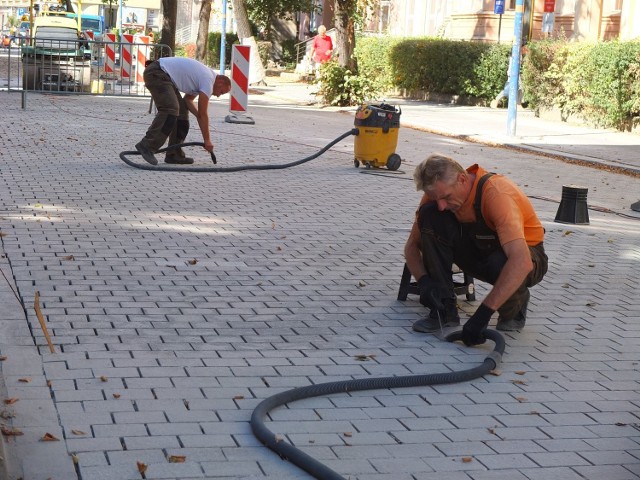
{"left": 119, "top": 129, "right": 359, "bottom": 172}
{"left": 250, "top": 329, "right": 505, "bottom": 480}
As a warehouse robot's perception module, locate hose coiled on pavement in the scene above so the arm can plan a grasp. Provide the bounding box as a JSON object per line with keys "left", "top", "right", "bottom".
{"left": 119, "top": 129, "right": 359, "bottom": 172}
{"left": 250, "top": 329, "right": 505, "bottom": 480}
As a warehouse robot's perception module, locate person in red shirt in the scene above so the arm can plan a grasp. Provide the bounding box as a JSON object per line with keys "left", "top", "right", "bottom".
{"left": 404, "top": 154, "right": 548, "bottom": 345}
{"left": 310, "top": 25, "right": 333, "bottom": 66}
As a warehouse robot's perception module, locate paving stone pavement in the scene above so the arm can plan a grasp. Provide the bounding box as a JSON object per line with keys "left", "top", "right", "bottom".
{"left": 0, "top": 89, "right": 638, "bottom": 480}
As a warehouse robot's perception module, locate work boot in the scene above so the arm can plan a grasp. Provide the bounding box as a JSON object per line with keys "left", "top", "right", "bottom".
{"left": 412, "top": 299, "right": 460, "bottom": 333}
{"left": 496, "top": 290, "right": 529, "bottom": 332}
{"left": 165, "top": 155, "right": 194, "bottom": 165}
{"left": 135, "top": 141, "right": 158, "bottom": 166}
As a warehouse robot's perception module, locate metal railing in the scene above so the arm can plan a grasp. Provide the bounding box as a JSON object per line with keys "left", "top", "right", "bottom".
{"left": 2, "top": 36, "right": 171, "bottom": 107}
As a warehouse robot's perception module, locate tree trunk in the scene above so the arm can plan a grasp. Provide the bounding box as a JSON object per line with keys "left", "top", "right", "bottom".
{"left": 229, "top": 0, "right": 266, "bottom": 84}
{"left": 195, "top": 0, "right": 212, "bottom": 63}
{"left": 159, "top": 0, "right": 177, "bottom": 58}
{"left": 334, "top": 0, "right": 357, "bottom": 71}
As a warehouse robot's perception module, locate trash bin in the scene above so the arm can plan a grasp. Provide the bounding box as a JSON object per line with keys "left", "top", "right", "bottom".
{"left": 353, "top": 103, "right": 401, "bottom": 171}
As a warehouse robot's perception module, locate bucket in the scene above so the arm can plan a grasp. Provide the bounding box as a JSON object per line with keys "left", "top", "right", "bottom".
{"left": 90, "top": 80, "right": 104, "bottom": 94}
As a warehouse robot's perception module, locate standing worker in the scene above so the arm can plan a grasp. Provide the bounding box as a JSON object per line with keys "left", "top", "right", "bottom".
{"left": 135, "top": 57, "right": 231, "bottom": 165}
{"left": 404, "top": 154, "right": 548, "bottom": 346}
{"left": 309, "top": 25, "right": 333, "bottom": 68}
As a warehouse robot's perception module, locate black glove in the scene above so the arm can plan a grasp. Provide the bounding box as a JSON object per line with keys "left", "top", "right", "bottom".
{"left": 461, "top": 303, "right": 495, "bottom": 346}
{"left": 416, "top": 275, "right": 445, "bottom": 311}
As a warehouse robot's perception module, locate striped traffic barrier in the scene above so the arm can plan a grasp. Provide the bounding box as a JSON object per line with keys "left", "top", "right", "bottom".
{"left": 121, "top": 34, "right": 134, "bottom": 82}
{"left": 104, "top": 32, "right": 116, "bottom": 74}
{"left": 225, "top": 44, "right": 254, "bottom": 125}
{"left": 135, "top": 35, "right": 151, "bottom": 84}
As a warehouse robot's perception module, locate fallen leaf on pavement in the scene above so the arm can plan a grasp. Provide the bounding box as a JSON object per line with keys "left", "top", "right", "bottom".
{"left": 137, "top": 461, "right": 148, "bottom": 474}
{"left": 4, "top": 398, "right": 19, "bottom": 405}
{"left": 1, "top": 426, "right": 23, "bottom": 436}
{"left": 168, "top": 455, "right": 186, "bottom": 463}
{"left": 41, "top": 432, "right": 59, "bottom": 441}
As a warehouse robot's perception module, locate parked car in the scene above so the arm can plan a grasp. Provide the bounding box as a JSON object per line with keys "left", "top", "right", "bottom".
{"left": 21, "top": 15, "right": 91, "bottom": 91}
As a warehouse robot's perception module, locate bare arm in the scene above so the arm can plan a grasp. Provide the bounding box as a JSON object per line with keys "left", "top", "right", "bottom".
{"left": 482, "top": 238, "right": 533, "bottom": 310}
{"left": 184, "top": 93, "right": 213, "bottom": 152}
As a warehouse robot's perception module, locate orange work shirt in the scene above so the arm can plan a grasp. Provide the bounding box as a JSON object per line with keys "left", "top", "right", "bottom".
{"left": 418, "top": 164, "right": 544, "bottom": 246}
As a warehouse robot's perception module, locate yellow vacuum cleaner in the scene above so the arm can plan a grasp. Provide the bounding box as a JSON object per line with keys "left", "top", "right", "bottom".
{"left": 353, "top": 103, "right": 402, "bottom": 171}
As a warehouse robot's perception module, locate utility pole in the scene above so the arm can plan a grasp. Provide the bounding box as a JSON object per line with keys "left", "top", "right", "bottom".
{"left": 220, "top": 0, "right": 227, "bottom": 74}
{"left": 507, "top": 0, "right": 524, "bottom": 136}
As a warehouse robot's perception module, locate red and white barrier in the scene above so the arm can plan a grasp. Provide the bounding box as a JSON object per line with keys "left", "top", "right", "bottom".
{"left": 121, "top": 34, "right": 134, "bottom": 82}
{"left": 225, "top": 45, "right": 254, "bottom": 124}
{"left": 135, "top": 35, "right": 151, "bottom": 84}
{"left": 84, "top": 30, "right": 95, "bottom": 42}
{"left": 104, "top": 32, "right": 116, "bottom": 74}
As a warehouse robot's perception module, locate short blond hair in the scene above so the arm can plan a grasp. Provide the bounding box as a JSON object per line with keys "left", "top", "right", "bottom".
{"left": 413, "top": 154, "right": 465, "bottom": 193}
{"left": 317, "top": 25, "right": 327, "bottom": 34}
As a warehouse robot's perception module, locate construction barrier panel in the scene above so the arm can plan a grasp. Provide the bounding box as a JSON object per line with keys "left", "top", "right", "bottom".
{"left": 135, "top": 35, "right": 151, "bottom": 84}
{"left": 121, "top": 34, "right": 134, "bottom": 82}
{"left": 225, "top": 44, "right": 254, "bottom": 124}
{"left": 104, "top": 32, "right": 116, "bottom": 74}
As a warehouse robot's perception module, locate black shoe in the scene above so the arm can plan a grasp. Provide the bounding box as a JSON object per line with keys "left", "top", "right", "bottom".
{"left": 412, "top": 300, "right": 460, "bottom": 333}
{"left": 496, "top": 318, "right": 525, "bottom": 331}
{"left": 165, "top": 156, "right": 194, "bottom": 165}
{"left": 412, "top": 316, "right": 460, "bottom": 333}
{"left": 135, "top": 142, "right": 158, "bottom": 165}
{"left": 496, "top": 290, "right": 529, "bottom": 332}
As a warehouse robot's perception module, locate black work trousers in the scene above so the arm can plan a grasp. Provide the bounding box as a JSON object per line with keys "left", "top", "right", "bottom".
{"left": 418, "top": 202, "right": 548, "bottom": 321}
{"left": 141, "top": 61, "right": 190, "bottom": 158}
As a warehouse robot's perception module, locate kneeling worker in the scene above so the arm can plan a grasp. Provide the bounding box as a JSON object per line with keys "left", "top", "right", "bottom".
{"left": 404, "top": 154, "right": 548, "bottom": 346}
{"left": 136, "top": 57, "right": 231, "bottom": 165}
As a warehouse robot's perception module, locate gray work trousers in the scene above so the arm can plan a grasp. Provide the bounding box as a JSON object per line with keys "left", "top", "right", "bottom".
{"left": 140, "top": 61, "right": 189, "bottom": 159}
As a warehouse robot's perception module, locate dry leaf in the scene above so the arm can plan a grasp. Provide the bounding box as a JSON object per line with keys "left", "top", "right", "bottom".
{"left": 488, "top": 427, "right": 496, "bottom": 434}
{"left": 1, "top": 426, "right": 23, "bottom": 436}
{"left": 0, "top": 356, "right": 7, "bottom": 361}
{"left": 489, "top": 370, "right": 502, "bottom": 376}
{"left": 188, "top": 259, "right": 198, "bottom": 265}
{"left": 72, "top": 454, "right": 79, "bottom": 464}
{"left": 47, "top": 380, "right": 53, "bottom": 387}
{"left": 100, "top": 376, "right": 108, "bottom": 382}
{"left": 563, "top": 231, "right": 573, "bottom": 236}
{"left": 4, "top": 398, "right": 19, "bottom": 405}
{"left": 274, "top": 434, "right": 284, "bottom": 443}
{"left": 62, "top": 255, "right": 75, "bottom": 261}
{"left": 233, "top": 395, "right": 244, "bottom": 400}
{"left": 462, "top": 457, "right": 473, "bottom": 463}
{"left": 0, "top": 233, "right": 7, "bottom": 238}
{"left": 112, "top": 393, "right": 121, "bottom": 399}
{"left": 71, "top": 429, "right": 86, "bottom": 435}
{"left": 343, "top": 432, "right": 352, "bottom": 437}
{"left": 41, "top": 432, "right": 59, "bottom": 441}
{"left": 271, "top": 222, "right": 276, "bottom": 229}
{"left": 515, "top": 371, "right": 526, "bottom": 375}
{"left": 137, "top": 461, "right": 148, "bottom": 474}
{"left": 276, "top": 246, "right": 282, "bottom": 251}
{"left": 18, "top": 377, "right": 31, "bottom": 383}
{"left": 511, "top": 380, "right": 527, "bottom": 385}
{"left": 358, "top": 281, "right": 366, "bottom": 287}
{"left": 168, "top": 455, "right": 186, "bottom": 463}
{"left": 515, "top": 396, "right": 527, "bottom": 402}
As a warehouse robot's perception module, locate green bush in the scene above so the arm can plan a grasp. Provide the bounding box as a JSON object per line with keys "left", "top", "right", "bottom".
{"left": 353, "top": 35, "right": 398, "bottom": 93}
{"left": 280, "top": 38, "right": 298, "bottom": 68}
{"left": 388, "top": 38, "right": 490, "bottom": 94}
{"left": 463, "top": 43, "right": 511, "bottom": 101}
{"left": 315, "top": 60, "right": 377, "bottom": 106}
{"left": 522, "top": 40, "right": 640, "bottom": 130}
{"left": 206, "top": 32, "right": 239, "bottom": 68}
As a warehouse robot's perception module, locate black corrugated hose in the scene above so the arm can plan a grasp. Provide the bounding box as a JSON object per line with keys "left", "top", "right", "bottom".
{"left": 250, "top": 329, "right": 505, "bottom": 480}
{"left": 119, "top": 129, "right": 359, "bottom": 172}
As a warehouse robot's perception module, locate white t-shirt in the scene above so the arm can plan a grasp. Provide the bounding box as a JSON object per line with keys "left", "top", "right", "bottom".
{"left": 158, "top": 57, "right": 216, "bottom": 97}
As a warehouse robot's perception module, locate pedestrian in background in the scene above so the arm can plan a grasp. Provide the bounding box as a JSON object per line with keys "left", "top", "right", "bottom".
{"left": 135, "top": 57, "right": 231, "bottom": 165}
{"left": 309, "top": 25, "right": 333, "bottom": 69}
{"left": 404, "top": 154, "right": 548, "bottom": 345}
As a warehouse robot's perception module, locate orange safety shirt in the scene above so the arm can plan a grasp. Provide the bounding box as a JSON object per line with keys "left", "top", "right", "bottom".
{"left": 418, "top": 164, "right": 544, "bottom": 246}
